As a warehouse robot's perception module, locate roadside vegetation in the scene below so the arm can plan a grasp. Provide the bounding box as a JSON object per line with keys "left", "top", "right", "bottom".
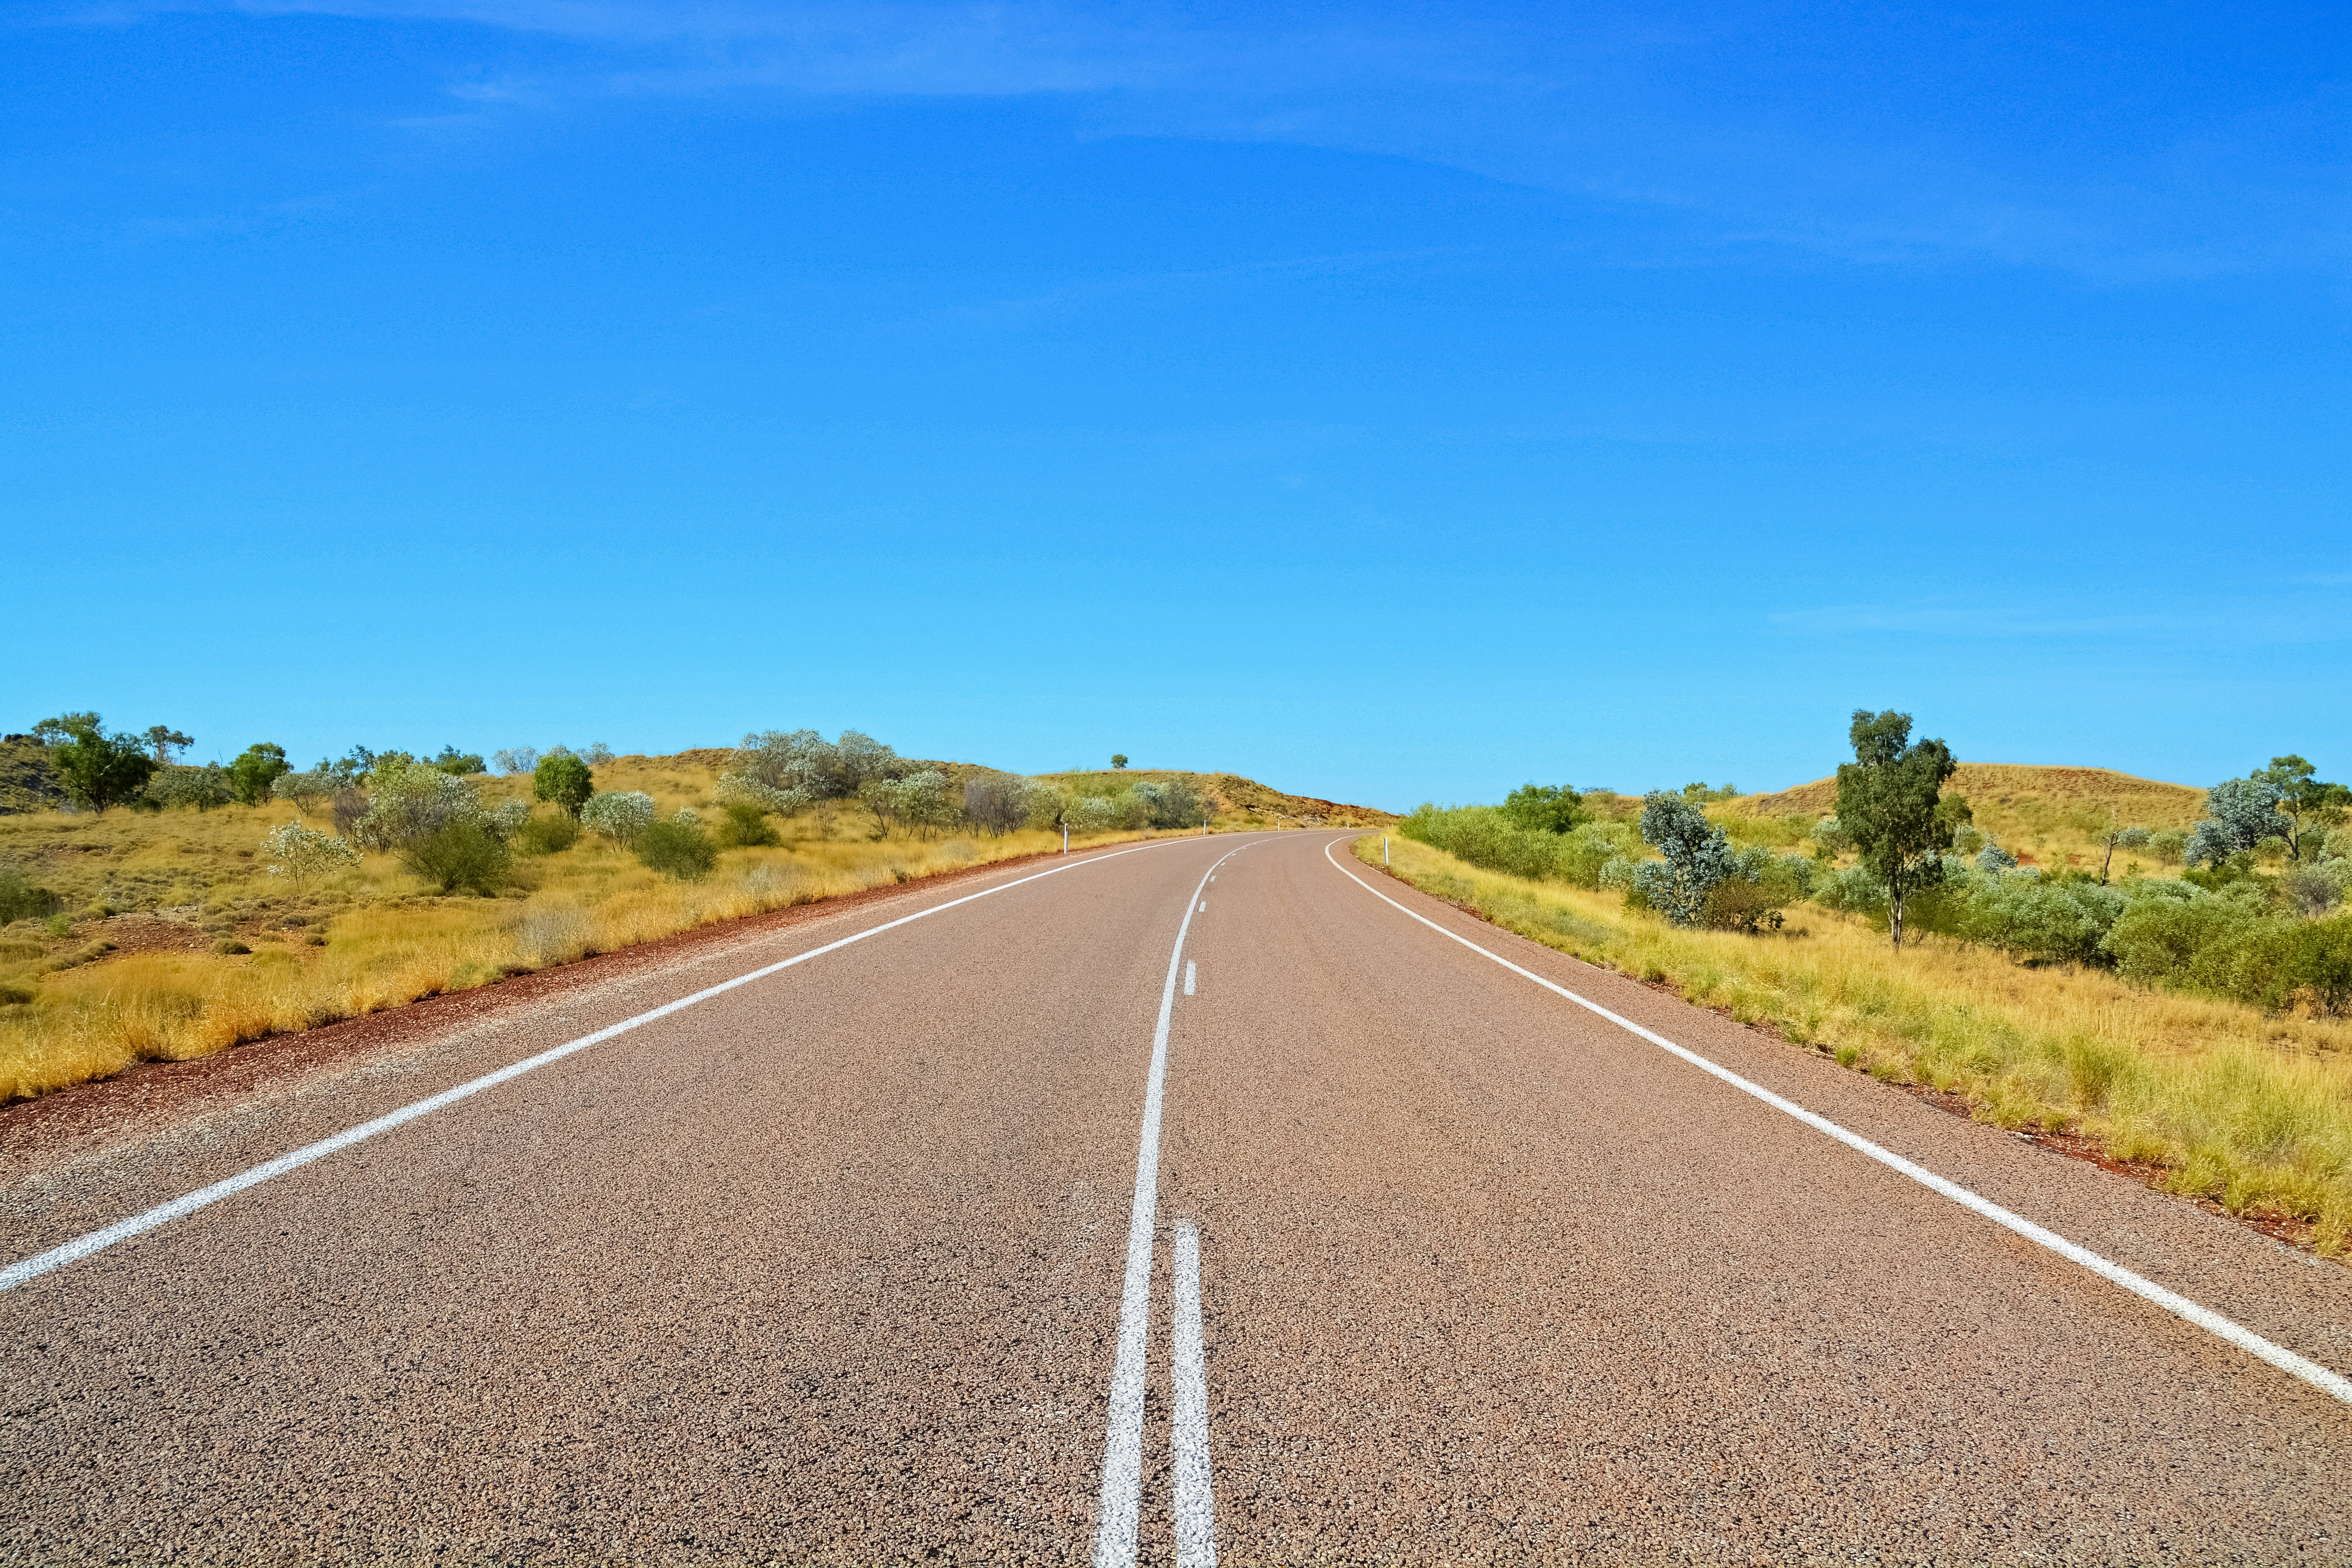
{"left": 1381, "top": 714, "right": 2352, "bottom": 1255}
{"left": 0, "top": 719, "right": 1388, "bottom": 1103}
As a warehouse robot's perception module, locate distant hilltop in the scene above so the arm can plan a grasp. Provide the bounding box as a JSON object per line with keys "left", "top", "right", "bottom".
{"left": 666, "top": 750, "right": 1396, "bottom": 826}
{"left": 1031, "top": 769, "right": 1396, "bottom": 827}
{"left": 1734, "top": 763, "right": 2203, "bottom": 829}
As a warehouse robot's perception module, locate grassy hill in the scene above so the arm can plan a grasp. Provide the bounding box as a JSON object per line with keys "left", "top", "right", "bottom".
{"left": 1034, "top": 769, "right": 1394, "bottom": 827}
{"left": 1734, "top": 763, "right": 2205, "bottom": 873}
{"left": 0, "top": 749, "right": 1381, "bottom": 1103}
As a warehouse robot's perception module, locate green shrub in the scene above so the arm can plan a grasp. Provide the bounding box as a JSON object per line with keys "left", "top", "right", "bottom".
{"left": 0, "top": 980, "right": 35, "bottom": 1005}
{"left": 2105, "top": 892, "right": 2239, "bottom": 988}
{"left": 2104, "top": 886, "right": 2302, "bottom": 1009}
{"left": 1131, "top": 778, "right": 1204, "bottom": 830}
{"left": 1957, "top": 875, "right": 2126, "bottom": 966}
{"left": 638, "top": 818, "right": 717, "bottom": 881}
{"left": 1500, "top": 784, "right": 1587, "bottom": 834}
{"left": 1401, "top": 804, "right": 1567, "bottom": 881}
{"left": 432, "top": 746, "right": 486, "bottom": 775}
{"left": 516, "top": 813, "right": 582, "bottom": 855}
{"left": 1813, "top": 865, "right": 1887, "bottom": 916}
{"left": 2187, "top": 918, "right": 2303, "bottom": 1011}
{"left": 149, "top": 763, "right": 232, "bottom": 811}
{"left": 226, "top": 742, "right": 291, "bottom": 807}
{"left": 212, "top": 937, "right": 250, "bottom": 955}
{"left": 1703, "top": 877, "right": 1783, "bottom": 932}
{"left": 33, "top": 713, "right": 157, "bottom": 812}
{"left": 1555, "top": 822, "right": 1637, "bottom": 888}
{"left": 2290, "top": 916, "right": 2352, "bottom": 1016}
{"left": 715, "top": 802, "right": 780, "bottom": 848}
{"left": 401, "top": 821, "right": 513, "bottom": 895}
{"left": 533, "top": 752, "right": 595, "bottom": 818}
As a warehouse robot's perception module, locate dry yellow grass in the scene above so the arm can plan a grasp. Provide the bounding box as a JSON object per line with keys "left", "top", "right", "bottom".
{"left": 1735, "top": 762, "right": 2205, "bottom": 874}
{"left": 0, "top": 751, "right": 1241, "bottom": 1102}
{"left": 1356, "top": 832, "right": 2352, "bottom": 1256}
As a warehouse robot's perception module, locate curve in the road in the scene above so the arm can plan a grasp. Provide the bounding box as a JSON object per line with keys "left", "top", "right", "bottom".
{"left": 1093, "top": 839, "right": 1248, "bottom": 1568}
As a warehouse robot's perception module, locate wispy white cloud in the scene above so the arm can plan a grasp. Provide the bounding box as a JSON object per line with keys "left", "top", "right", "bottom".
{"left": 25, "top": 0, "right": 2348, "bottom": 282}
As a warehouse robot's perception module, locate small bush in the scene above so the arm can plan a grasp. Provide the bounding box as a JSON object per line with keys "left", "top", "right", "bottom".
{"left": 533, "top": 753, "right": 595, "bottom": 817}
{"left": 330, "top": 788, "right": 370, "bottom": 836}
{"left": 0, "top": 980, "right": 35, "bottom": 1005}
{"left": 1400, "top": 803, "right": 1584, "bottom": 882}
{"left": 1957, "top": 875, "right": 2126, "bottom": 966}
{"left": 260, "top": 820, "right": 361, "bottom": 890}
{"left": 961, "top": 771, "right": 1032, "bottom": 835}
{"left": 269, "top": 768, "right": 339, "bottom": 816}
{"left": 150, "top": 763, "right": 233, "bottom": 811}
{"left": 1814, "top": 865, "right": 1887, "bottom": 915}
{"left": 213, "top": 937, "right": 251, "bottom": 955}
{"left": 402, "top": 821, "right": 512, "bottom": 895}
{"left": 1703, "top": 877, "right": 1783, "bottom": 932}
{"left": 350, "top": 761, "right": 498, "bottom": 851}
{"left": 2292, "top": 916, "right": 2352, "bottom": 1016}
{"left": 1631, "top": 792, "right": 1736, "bottom": 927}
{"left": 582, "top": 790, "right": 656, "bottom": 846}
{"left": 637, "top": 817, "right": 717, "bottom": 881}
{"left": 1144, "top": 778, "right": 1205, "bottom": 829}
{"left": 715, "top": 802, "right": 780, "bottom": 848}
{"left": 227, "top": 743, "right": 291, "bottom": 807}
{"left": 2279, "top": 862, "right": 2347, "bottom": 918}
{"left": 516, "top": 813, "right": 582, "bottom": 855}
{"left": 1500, "top": 784, "right": 1587, "bottom": 834}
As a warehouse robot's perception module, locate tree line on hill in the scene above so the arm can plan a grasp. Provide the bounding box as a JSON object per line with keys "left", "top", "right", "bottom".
{"left": 1399, "top": 712, "right": 2352, "bottom": 1018}
{"left": 0, "top": 714, "right": 567, "bottom": 817}
{"left": 0, "top": 716, "right": 1213, "bottom": 918}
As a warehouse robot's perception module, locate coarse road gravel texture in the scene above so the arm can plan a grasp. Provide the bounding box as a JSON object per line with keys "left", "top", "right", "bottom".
{"left": 3, "top": 830, "right": 2348, "bottom": 1565}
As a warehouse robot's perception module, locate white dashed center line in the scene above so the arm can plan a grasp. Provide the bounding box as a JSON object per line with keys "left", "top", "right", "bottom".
{"left": 1094, "top": 843, "right": 1245, "bottom": 1566}
{"left": 1172, "top": 1218, "right": 1216, "bottom": 1568}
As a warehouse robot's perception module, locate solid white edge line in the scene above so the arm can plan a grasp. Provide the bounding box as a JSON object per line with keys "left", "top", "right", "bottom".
{"left": 1171, "top": 1217, "right": 1216, "bottom": 1568}
{"left": 1093, "top": 844, "right": 1244, "bottom": 1568}
{"left": 1322, "top": 838, "right": 2352, "bottom": 1411}
{"left": 0, "top": 834, "right": 1262, "bottom": 1296}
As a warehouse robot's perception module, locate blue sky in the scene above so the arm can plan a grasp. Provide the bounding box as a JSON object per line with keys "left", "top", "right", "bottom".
{"left": 5, "top": 1, "right": 2345, "bottom": 809}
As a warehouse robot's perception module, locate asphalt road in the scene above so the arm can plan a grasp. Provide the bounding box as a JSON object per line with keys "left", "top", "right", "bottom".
{"left": 3, "top": 830, "right": 2348, "bottom": 1565}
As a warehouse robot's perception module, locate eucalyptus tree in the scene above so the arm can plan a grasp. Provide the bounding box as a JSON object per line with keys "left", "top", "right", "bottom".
{"left": 1834, "top": 709, "right": 1960, "bottom": 949}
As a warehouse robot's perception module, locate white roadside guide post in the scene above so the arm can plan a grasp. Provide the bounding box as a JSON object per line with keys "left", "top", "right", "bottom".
{"left": 1064, "top": 819, "right": 1070, "bottom": 855}
{"left": 1384, "top": 835, "right": 1390, "bottom": 866}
